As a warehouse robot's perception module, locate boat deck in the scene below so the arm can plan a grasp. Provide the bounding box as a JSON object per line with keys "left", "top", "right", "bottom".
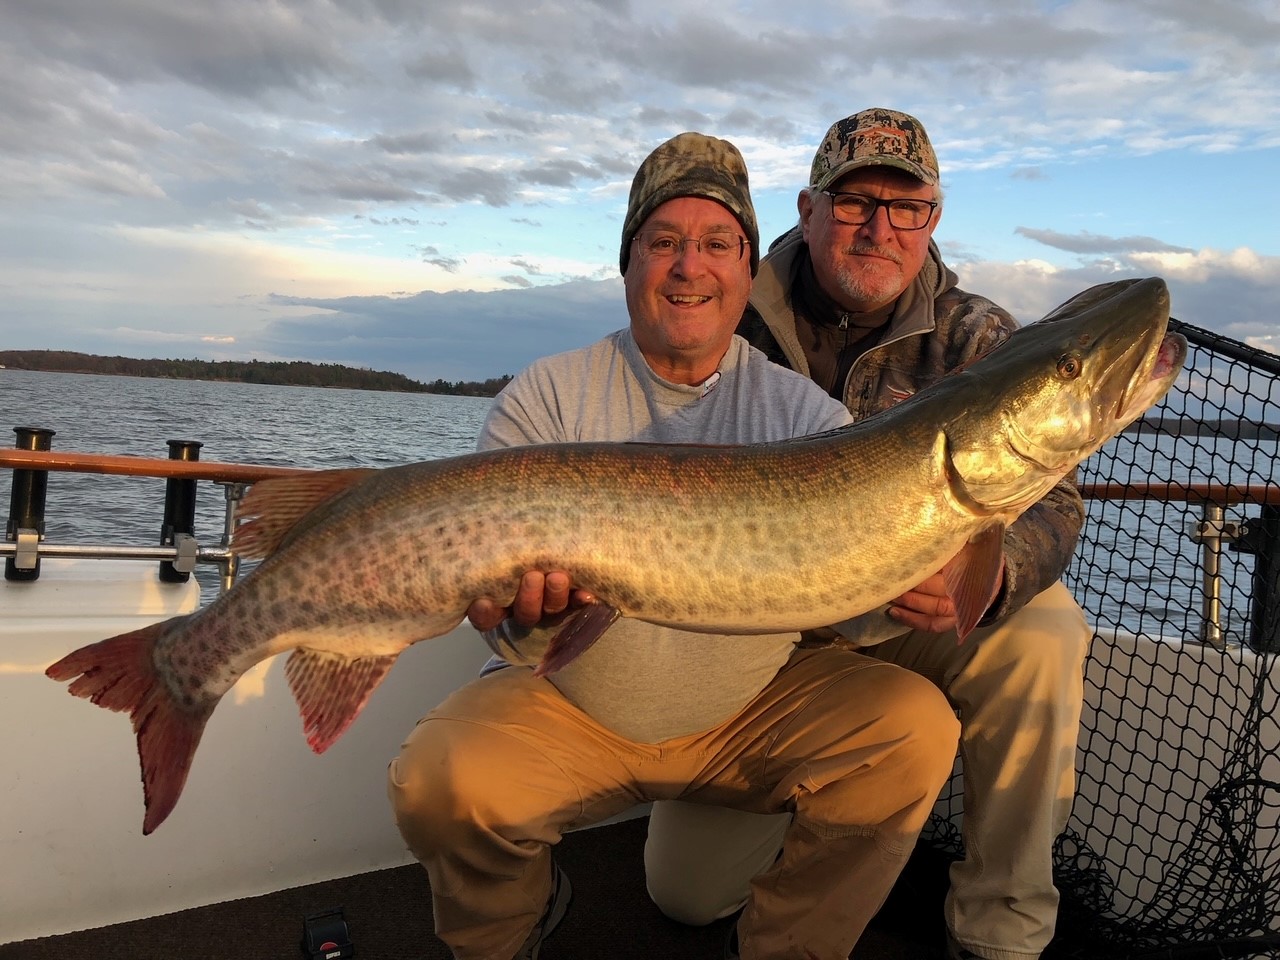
{"left": 0, "top": 815, "right": 946, "bottom": 960}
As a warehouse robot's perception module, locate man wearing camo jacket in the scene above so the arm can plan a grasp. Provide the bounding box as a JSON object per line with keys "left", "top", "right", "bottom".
{"left": 644, "top": 108, "right": 1092, "bottom": 960}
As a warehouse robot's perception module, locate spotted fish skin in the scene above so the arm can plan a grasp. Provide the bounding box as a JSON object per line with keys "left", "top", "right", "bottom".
{"left": 46, "top": 277, "right": 1185, "bottom": 834}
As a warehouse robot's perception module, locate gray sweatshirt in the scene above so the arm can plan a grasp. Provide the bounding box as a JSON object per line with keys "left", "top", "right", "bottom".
{"left": 477, "top": 327, "right": 851, "bottom": 741}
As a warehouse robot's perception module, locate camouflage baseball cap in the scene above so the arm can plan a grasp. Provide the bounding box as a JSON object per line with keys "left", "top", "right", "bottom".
{"left": 620, "top": 132, "right": 760, "bottom": 277}
{"left": 809, "top": 108, "right": 939, "bottom": 190}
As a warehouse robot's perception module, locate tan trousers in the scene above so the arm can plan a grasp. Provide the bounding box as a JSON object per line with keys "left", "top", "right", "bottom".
{"left": 387, "top": 646, "right": 960, "bottom": 960}
{"left": 644, "top": 581, "right": 1089, "bottom": 960}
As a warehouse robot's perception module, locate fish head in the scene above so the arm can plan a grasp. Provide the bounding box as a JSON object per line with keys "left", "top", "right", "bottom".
{"left": 943, "top": 276, "right": 1186, "bottom": 513}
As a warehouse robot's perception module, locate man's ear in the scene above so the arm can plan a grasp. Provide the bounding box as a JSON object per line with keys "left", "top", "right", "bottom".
{"left": 797, "top": 189, "right": 815, "bottom": 242}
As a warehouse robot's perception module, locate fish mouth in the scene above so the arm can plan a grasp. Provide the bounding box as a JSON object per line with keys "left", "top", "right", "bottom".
{"left": 1118, "top": 331, "right": 1187, "bottom": 421}
{"left": 1107, "top": 286, "right": 1184, "bottom": 427}
{"left": 1066, "top": 277, "right": 1180, "bottom": 431}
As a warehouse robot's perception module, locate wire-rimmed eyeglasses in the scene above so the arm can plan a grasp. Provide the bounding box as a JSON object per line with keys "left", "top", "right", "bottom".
{"left": 632, "top": 231, "right": 748, "bottom": 262}
{"left": 821, "top": 191, "right": 938, "bottom": 231}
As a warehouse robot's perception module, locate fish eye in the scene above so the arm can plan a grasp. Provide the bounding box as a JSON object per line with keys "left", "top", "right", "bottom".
{"left": 1056, "top": 353, "right": 1082, "bottom": 380}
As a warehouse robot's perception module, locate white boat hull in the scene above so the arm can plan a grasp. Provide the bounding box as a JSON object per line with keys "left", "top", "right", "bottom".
{"left": 1, "top": 558, "right": 491, "bottom": 944}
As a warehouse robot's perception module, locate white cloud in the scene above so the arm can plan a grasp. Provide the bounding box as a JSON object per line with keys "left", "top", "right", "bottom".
{"left": 0, "top": 0, "right": 1276, "bottom": 381}
{"left": 1129, "top": 247, "right": 1271, "bottom": 283}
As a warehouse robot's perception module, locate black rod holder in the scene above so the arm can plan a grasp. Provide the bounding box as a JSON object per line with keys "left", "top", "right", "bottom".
{"left": 159, "top": 439, "right": 203, "bottom": 583}
{"left": 5, "top": 426, "right": 56, "bottom": 582}
{"left": 1239, "top": 504, "right": 1280, "bottom": 655}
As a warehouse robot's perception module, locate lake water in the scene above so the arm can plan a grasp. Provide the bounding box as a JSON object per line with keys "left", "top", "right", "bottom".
{"left": 1, "top": 369, "right": 492, "bottom": 602}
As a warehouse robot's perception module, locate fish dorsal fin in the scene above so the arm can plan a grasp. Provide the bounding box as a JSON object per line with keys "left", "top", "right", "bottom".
{"left": 533, "top": 603, "right": 623, "bottom": 677}
{"left": 942, "top": 523, "right": 1007, "bottom": 641}
{"left": 284, "top": 648, "right": 398, "bottom": 753}
{"left": 234, "top": 469, "right": 376, "bottom": 560}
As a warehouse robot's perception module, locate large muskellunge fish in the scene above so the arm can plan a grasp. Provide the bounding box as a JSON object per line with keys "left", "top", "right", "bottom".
{"left": 48, "top": 277, "right": 1186, "bottom": 833}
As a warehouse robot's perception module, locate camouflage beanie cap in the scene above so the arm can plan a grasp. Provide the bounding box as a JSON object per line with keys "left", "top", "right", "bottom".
{"left": 620, "top": 132, "right": 759, "bottom": 276}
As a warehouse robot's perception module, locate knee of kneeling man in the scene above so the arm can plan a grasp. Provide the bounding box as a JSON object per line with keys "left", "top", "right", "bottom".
{"left": 387, "top": 720, "right": 503, "bottom": 828}
{"left": 979, "top": 598, "right": 1091, "bottom": 669}
{"left": 1021, "top": 584, "right": 1091, "bottom": 642}
{"left": 880, "top": 672, "right": 960, "bottom": 763}
{"left": 887, "top": 669, "right": 959, "bottom": 725}
{"left": 647, "top": 877, "right": 741, "bottom": 927}
{"left": 918, "top": 697, "right": 962, "bottom": 763}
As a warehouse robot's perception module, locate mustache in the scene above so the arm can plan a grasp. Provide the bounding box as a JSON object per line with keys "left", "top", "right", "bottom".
{"left": 844, "top": 242, "right": 904, "bottom": 265}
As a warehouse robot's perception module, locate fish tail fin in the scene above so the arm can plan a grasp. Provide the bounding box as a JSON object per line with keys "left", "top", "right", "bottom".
{"left": 46, "top": 618, "right": 212, "bottom": 835}
{"left": 284, "top": 649, "right": 398, "bottom": 753}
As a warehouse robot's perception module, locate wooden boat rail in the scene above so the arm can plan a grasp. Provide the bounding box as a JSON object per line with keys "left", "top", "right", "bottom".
{"left": 0, "top": 447, "right": 310, "bottom": 483}
{"left": 0, "top": 447, "right": 308, "bottom": 593}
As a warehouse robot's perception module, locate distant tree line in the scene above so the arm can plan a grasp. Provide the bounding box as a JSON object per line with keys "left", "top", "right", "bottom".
{"left": 0, "top": 350, "right": 513, "bottom": 398}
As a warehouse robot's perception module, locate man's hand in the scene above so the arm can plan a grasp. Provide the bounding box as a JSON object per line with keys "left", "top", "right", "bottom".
{"left": 467, "top": 570, "right": 595, "bottom": 631}
{"left": 887, "top": 563, "right": 1005, "bottom": 634}
{"left": 886, "top": 572, "right": 956, "bottom": 634}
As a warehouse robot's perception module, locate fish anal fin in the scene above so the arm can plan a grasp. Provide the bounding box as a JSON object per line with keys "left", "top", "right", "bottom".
{"left": 234, "top": 468, "right": 376, "bottom": 560}
{"left": 46, "top": 617, "right": 212, "bottom": 835}
{"left": 284, "top": 648, "right": 397, "bottom": 754}
{"left": 534, "top": 603, "right": 622, "bottom": 677}
{"left": 941, "top": 524, "right": 1007, "bottom": 642}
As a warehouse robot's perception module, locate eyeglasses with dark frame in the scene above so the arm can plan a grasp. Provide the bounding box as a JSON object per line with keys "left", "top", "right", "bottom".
{"left": 821, "top": 191, "right": 938, "bottom": 231}
{"left": 632, "top": 231, "right": 749, "bottom": 262}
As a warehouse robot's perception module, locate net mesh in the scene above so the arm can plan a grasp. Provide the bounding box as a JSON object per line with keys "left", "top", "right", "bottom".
{"left": 925, "top": 318, "right": 1280, "bottom": 958}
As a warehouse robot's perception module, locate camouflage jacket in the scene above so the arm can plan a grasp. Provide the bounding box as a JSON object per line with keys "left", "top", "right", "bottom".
{"left": 738, "top": 227, "right": 1085, "bottom": 625}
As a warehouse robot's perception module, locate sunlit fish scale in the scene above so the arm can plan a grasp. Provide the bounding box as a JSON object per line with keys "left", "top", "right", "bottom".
{"left": 46, "top": 276, "right": 1186, "bottom": 834}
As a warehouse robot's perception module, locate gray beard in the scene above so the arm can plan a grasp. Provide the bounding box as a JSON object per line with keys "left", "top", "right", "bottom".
{"left": 832, "top": 247, "right": 904, "bottom": 308}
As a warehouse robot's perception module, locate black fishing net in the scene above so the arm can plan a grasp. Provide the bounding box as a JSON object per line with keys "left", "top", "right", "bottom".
{"left": 924, "top": 319, "right": 1280, "bottom": 959}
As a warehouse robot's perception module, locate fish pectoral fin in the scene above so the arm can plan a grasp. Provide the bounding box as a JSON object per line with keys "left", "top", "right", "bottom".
{"left": 234, "top": 468, "right": 377, "bottom": 559}
{"left": 284, "top": 648, "right": 398, "bottom": 753}
{"left": 533, "top": 603, "right": 622, "bottom": 677}
{"left": 941, "top": 524, "right": 1007, "bottom": 642}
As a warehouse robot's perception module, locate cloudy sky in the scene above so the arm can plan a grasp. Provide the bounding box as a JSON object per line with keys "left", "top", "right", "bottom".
{"left": 2, "top": 0, "right": 1277, "bottom": 383}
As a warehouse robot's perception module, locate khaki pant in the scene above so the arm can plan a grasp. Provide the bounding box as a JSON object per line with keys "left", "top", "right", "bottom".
{"left": 644, "top": 581, "right": 1090, "bottom": 960}
{"left": 387, "top": 646, "right": 960, "bottom": 960}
